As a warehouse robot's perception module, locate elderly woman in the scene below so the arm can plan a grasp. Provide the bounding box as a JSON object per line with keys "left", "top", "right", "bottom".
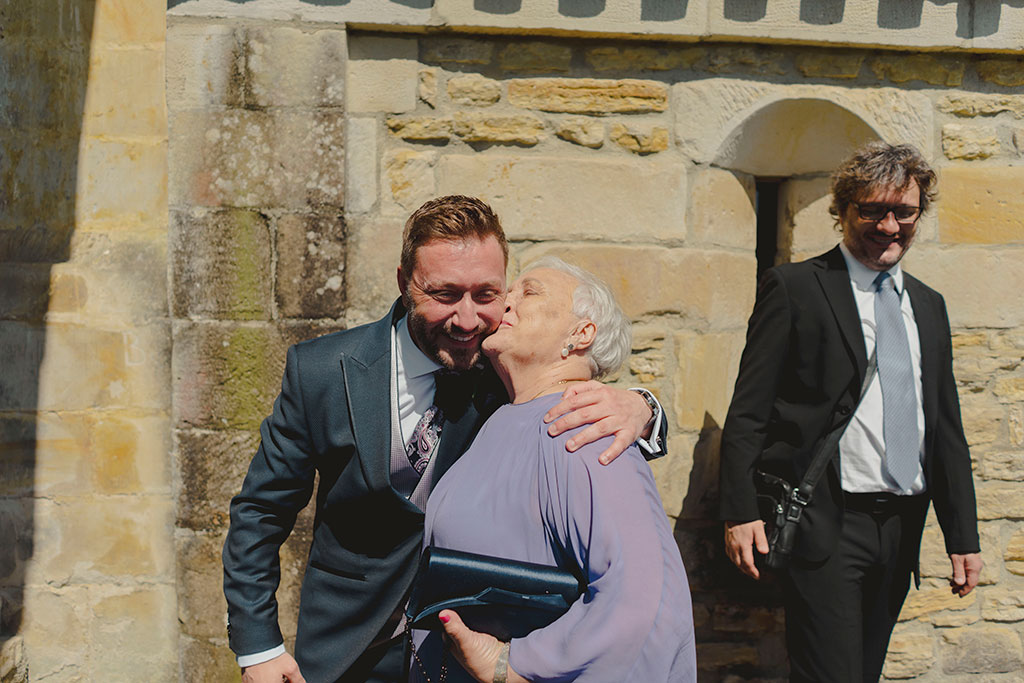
{"left": 410, "top": 257, "right": 696, "bottom": 683}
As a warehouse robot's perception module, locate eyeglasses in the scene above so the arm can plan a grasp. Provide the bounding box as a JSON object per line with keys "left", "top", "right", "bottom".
{"left": 854, "top": 203, "right": 921, "bottom": 225}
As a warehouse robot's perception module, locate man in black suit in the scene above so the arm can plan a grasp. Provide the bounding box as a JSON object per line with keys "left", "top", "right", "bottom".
{"left": 223, "top": 196, "right": 666, "bottom": 683}
{"left": 719, "top": 143, "right": 982, "bottom": 681}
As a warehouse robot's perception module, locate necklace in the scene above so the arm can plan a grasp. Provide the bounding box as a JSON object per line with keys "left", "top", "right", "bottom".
{"left": 526, "top": 378, "right": 590, "bottom": 402}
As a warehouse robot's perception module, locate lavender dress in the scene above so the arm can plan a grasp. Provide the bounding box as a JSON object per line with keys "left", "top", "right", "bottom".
{"left": 411, "top": 394, "right": 696, "bottom": 682}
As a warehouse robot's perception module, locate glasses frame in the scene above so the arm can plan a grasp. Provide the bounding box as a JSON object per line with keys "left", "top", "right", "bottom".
{"left": 854, "top": 202, "right": 921, "bottom": 225}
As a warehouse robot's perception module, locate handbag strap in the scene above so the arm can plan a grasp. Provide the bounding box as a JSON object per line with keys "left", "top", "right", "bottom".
{"left": 793, "top": 348, "right": 878, "bottom": 504}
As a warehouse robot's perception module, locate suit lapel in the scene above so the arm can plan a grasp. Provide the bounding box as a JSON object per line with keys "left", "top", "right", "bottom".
{"left": 814, "top": 246, "right": 868, "bottom": 379}
{"left": 904, "top": 275, "right": 940, "bottom": 436}
{"left": 342, "top": 301, "right": 404, "bottom": 495}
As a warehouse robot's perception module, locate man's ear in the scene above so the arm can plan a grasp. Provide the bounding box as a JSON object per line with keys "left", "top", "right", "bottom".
{"left": 570, "top": 319, "right": 597, "bottom": 351}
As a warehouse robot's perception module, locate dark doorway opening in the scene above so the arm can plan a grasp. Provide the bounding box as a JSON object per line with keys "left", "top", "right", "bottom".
{"left": 755, "top": 179, "right": 782, "bottom": 279}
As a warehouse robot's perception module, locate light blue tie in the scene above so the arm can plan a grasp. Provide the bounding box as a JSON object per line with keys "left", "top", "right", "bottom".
{"left": 874, "top": 272, "right": 919, "bottom": 490}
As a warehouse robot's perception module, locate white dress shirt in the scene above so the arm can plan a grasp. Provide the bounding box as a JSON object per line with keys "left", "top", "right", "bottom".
{"left": 838, "top": 243, "right": 927, "bottom": 495}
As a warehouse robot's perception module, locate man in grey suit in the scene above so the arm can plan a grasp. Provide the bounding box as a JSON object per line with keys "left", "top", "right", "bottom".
{"left": 720, "top": 143, "right": 982, "bottom": 681}
{"left": 224, "top": 196, "right": 665, "bottom": 683}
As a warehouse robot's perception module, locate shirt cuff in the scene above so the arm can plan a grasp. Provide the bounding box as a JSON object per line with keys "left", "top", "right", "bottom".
{"left": 237, "top": 644, "right": 287, "bottom": 668}
{"left": 629, "top": 387, "right": 665, "bottom": 459}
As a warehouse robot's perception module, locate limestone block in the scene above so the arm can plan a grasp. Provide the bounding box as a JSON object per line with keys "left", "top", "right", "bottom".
{"left": 711, "top": 604, "right": 784, "bottom": 633}
{"left": 900, "top": 578, "right": 977, "bottom": 621}
{"left": 507, "top": 78, "right": 668, "bottom": 114}
{"left": 82, "top": 46, "right": 166, "bottom": 138}
{"left": 779, "top": 176, "right": 837, "bottom": 261}
{"left": 78, "top": 138, "right": 166, "bottom": 229}
{"left": 0, "top": 41, "right": 88, "bottom": 132}
{"left": 499, "top": 42, "right": 571, "bottom": 73}
{"left": 977, "top": 58, "right": 1024, "bottom": 87}
{"left": 447, "top": 74, "right": 501, "bottom": 106}
{"left": 695, "top": 642, "right": 759, "bottom": 669}
{"left": 938, "top": 93, "right": 1024, "bottom": 118}
{"left": 610, "top": 123, "right": 669, "bottom": 154}
{"left": 166, "top": 21, "right": 240, "bottom": 109}
{"left": 674, "top": 331, "right": 747, "bottom": 432}
{"left": 89, "top": 585, "right": 178, "bottom": 680}
{"left": 1005, "top": 530, "right": 1024, "bottom": 575}
{"left": 48, "top": 231, "right": 169, "bottom": 323}
{"left": 958, "top": 393, "right": 1004, "bottom": 448}
{"left": 555, "top": 117, "right": 603, "bottom": 148}
{"left": 982, "top": 451, "right": 1024, "bottom": 481}
{"left": 381, "top": 149, "right": 438, "bottom": 216}
{"left": 172, "top": 321, "right": 288, "bottom": 431}
{"left": 0, "top": 416, "right": 33, "bottom": 498}
{"left": 794, "top": 50, "right": 864, "bottom": 79}
{"left": 1012, "top": 405, "right": 1024, "bottom": 447}
{"left": 1015, "top": 127, "right": 1024, "bottom": 155}
{"left": 276, "top": 213, "right": 346, "bottom": 320}
{"left": 21, "top": 586, "right": 88, "bottom": 680}
{"left": 386, "top": 116, "right": 452, "bottom": 143}
{"left": 882, "top": 633, "right": 934, "bottom": 679}
{"left": 170, "top": 209, "right": 272, "bottom": 320}
{"left": 687, "top": 168, "right": 756, "bottom": 249}
{"left": 452, "top": 113, "right": 545, "bottom": 145}
{"left": 942, "top": 626, "right": 1023, "bottom": 674}
{"left": 346, "top": 117, "right": 378, "bottom": 215}
{"left": 648, "top": 432, "right": 698, "bottom": 520}
{"left": 0, "top": 133, "right": 77, "bottom": 234}
{"left": 170, "top": 109, "right": 344, "bottom": 210}
{"left": 0, "top": 499, "right": 31, "bottom": 584}
{"left": 436, "top": 155, "right": 687, "bottom": 244}
{"left": 346, "top": 36, "right": 419, "bottom": 114}
{"left": 177, "top": 530, "right": 234, "bottom": 639}
{"left": 246, "top": 25, "right": 346, "bottom": 108}
{"left": 995, "top": 377, "right": 1024, "bottom": 403}
{"left": 673, "top": 80, "right": 931, "bottom": 169}
{"left": 418, "top": 68, "right": 438, "bottom": 108}
{"left": 0, "top": 264, "right": 55, "bottom": 321}
{"left": 421, "top": 37, "right": 494, "bottom": 66}
{"left": 982, "top": 590, "right": 1024, "bottom": 622}
{"left": 21, "top": 322, "right": 170, "bottom": 412}
{"left": 706, "top": 46, "right": 786, "bottom": 76}
{"left": 180, "top": 636, "right": 242, "bottom": 683}
{"left": 584, "top": 46, "right": 702, "bottom": 72}
{"left": 344, "top": 217, "right": 404, "bottom": 327}
{"left": 92, "top": 0, "right": 165, "bottom": 45}
{"left": 870, "top": 54, "right": 965, "bottom": 86}
{"left": 517, "top": 244, "right": 756, "bottom": 329}
{"left": 919, "top": 519, "right": 998, "bottom": 585}
{"left": 977, "top": 483, "right": 1024, "bottom": 520}
{"left": 29, "top": 496, "right": 174, "bottom": 584}
{"left": 938, "top": 167, "right": 1024, "bottom": 244}
{"left": 0, "top": 635, "right": 27, "bottom": 683}
{"left": 176, "top": 430, "right": 259, "bottom": 531}
{"left": 942, "top": 124, "right": 1001, "bottom": 161}
{"left": 902, "top": 246, "right": 1024, "bottom": 328}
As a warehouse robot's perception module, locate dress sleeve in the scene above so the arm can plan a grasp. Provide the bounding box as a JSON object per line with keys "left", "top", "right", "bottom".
{"left": 508, "top": 428, "right": 667, "bottom": 682}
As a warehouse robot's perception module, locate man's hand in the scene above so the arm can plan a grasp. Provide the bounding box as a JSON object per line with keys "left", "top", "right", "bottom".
{"left": 544, "top": 381, "right": 652, "bottom": 465}
{"left": 439, "top": 611, "right": 527, "bottom": 683}
{"left": 241, "top": 653, "right": 306, "bottom": 683}
{"left": 724, "top": 520, "right": 769, "bottom": 580}
{"left": 949, "top": 552, "right": 983, "bottom": 597}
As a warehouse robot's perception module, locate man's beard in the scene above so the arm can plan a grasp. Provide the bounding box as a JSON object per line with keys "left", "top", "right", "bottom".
{"left": 406, "top": 306, "right": 486, "bottom": 372}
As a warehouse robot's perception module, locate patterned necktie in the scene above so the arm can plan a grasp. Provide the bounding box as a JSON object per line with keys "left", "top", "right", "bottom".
{"left": 404, "top": 370, "right": 464, "bottom": 476}
{"left": 874, "top": 272, "right": 919, "bottom": 490}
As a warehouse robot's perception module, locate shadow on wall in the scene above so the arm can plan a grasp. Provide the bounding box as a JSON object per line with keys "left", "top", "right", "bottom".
{"left": 0, "top": 0, "right": 96, "bottom": 662}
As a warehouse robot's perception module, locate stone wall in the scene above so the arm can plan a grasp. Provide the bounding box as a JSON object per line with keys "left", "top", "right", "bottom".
{"left": 1, "top": 0, "right": 176, "bottom": 680}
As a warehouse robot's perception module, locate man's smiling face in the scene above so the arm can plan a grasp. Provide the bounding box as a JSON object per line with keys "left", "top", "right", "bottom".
{"left": 399, "top": 236, "right": 507, "bottom": 371}
{"left": 841, "top": 180, "right": 921, "bottom": 272}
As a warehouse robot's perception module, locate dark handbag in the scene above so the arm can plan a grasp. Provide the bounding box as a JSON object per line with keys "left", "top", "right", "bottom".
{"left": 406, "top": 546, "right": 584, "bottom": 642}
{"left": 754, "top": 350, "right": 877, "bottom": 571}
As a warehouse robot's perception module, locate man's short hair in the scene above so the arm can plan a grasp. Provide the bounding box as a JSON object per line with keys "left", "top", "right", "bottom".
{"left": 829, "top": 142, "right": 938, "bottom": 223}
{"left": 521, "top": 256, "right": 632, "bottom": 380}
{"left": 401, "top": 195, "right": 509, "bottom": 276}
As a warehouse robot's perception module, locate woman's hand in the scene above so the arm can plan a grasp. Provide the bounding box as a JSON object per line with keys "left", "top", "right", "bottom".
{"left": 438, "top": 611, "right": 527, "bottom": 683}
{"left": 544, "top": 381, "right": 653, "bottom": 464}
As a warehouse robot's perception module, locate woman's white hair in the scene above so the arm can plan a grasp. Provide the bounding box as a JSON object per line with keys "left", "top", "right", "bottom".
{"left": 520, "top": 256, "right": 632, "bottom": 380}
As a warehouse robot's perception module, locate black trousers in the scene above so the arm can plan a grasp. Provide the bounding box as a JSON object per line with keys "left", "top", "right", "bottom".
{"left": 783, "top": 494, "right": 929, "bottom": 683}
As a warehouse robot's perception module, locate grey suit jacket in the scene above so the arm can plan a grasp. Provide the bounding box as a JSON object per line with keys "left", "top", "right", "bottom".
{"left": 719, "top": 246, "right": 979, "bottom": 562}
{"left": 222, "top": 301, "right": 507, "bottom": 682}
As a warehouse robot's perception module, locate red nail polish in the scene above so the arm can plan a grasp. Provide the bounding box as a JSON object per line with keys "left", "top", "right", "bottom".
{"left": 439, "top": 614, "right": 450, "bottom": 624}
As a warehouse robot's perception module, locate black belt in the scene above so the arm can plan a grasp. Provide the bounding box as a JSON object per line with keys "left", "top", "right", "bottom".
{"left": 843, "top": 492, "right": 927, "bottom": 517}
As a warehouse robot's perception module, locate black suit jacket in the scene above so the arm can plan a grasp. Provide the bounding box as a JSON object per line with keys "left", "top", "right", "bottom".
{"left": 222, "top": 301, "right": 508, "bottom": 682}
{"left": 719, "top": 246, "right": 979, "bottom": 562}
